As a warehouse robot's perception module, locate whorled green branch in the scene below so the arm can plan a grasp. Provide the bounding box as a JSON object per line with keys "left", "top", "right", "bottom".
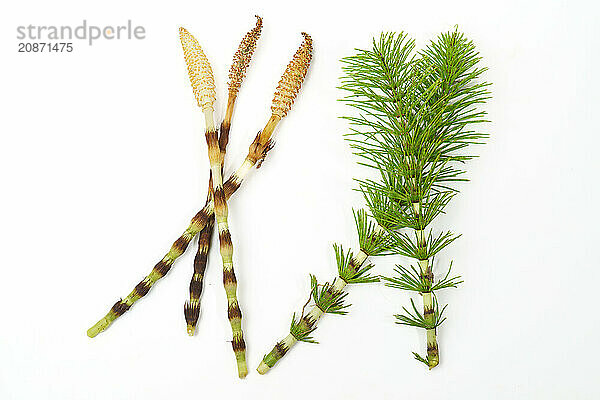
{"left": 340, "top": 29, "right": 490, "bottom": 369}
{"left": 257, "top": 210, "right": 388, "bottom": 374}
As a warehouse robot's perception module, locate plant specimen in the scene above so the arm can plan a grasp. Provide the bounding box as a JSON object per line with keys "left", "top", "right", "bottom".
{"left": 180, "top": 25, "right": 253, "bottom": 377}
{"left": 257, "top": 211, "right": 388, "bottom": 374}
{"left": 185, "top": 185, "right": 215, "bottom": 335}
{"left": 181, "top": 31, "right": 313, "bottom": 376}
{"left": 86, "top": 21, "right": 313, "bottom": 377}
{"left": 258, "top": 29, "right": 489, "bottom": 373}
{"left": 184, "top": 17, "right": 262, "bottom": 338}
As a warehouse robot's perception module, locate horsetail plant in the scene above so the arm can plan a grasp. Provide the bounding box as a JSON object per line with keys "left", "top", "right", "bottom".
{"left": 184, "top": 16, "right": 263, "bottom": 337}
{"left": 86, "top": 29, "right": 313, "bottom": 358}
{"left": 257, "top": 209, "right": 390, "bottom": 374}
{"left": 258, "top": 28, "right": 489, "bottom": 374}
{"left": 341, "top": 30, "right": 490, "bottom": 369}
{"left": 180, "top": 25, "right": 254, "bottom": 378}
{"left": 184, "top": 185, "right": 215, "bottom": 335}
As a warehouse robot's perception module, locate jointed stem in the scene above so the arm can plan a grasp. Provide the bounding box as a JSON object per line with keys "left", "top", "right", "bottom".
{"left": 184, "top": 173, "right": 215, "bottom": 335}
{"left": 204, "top": 102, "right": 249, "bottom": 378}
{"left": 185, "top": 16, "right": 263, "bottom": 336}
{"left": 419, "top": 259, "right": 439, "bottom": 369}
{"left": 185, "top": 93, "right": 236, "bottom": 336}
{"left": 341, "top": 30, "right": 488, "bottom": 371}
{"left": 257, "top": 250, "right": 368, "bottom": 374}
{"left": 86, "top": 223, "right": 199, "bottom": 338}
{"left": 414, "top": 202, "right": 439, "bottom": 369}
{"left": 87, "top": 33, "right": 312, "bottom": 376}
{"left": 86, "top": 121, "right": 276, "bottom": 339}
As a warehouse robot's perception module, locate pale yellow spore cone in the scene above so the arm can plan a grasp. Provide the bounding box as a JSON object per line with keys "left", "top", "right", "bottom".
{"left": 179, "top": 27, "right": 217, "bottom": 111}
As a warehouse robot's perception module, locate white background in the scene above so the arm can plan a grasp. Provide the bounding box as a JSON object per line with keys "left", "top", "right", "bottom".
{"left": 1, "top": 0, "right": 599, "bottom": 398}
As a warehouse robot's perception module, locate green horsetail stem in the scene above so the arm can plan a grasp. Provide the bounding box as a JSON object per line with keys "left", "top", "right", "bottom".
{"left": 419, "top": 258, "right": 438, "bottom": 368}
{"left": 258, "top": 213, "right": 385, "bottom": 374}
{"left": 413, "top": 203, "right": 439, "bottom": 369}
{"left": 340, "top": 31, "right": 489, "bottom": 370}
{"left": 257, "top": 250, "right": 369, "bottom": 374}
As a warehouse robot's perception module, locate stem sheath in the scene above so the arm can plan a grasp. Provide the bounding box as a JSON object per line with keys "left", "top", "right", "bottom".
{"left": 257, "top": 250, "right": 368, "bottom": 374}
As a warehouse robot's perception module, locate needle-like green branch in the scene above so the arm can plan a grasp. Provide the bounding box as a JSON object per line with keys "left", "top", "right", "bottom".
{"left": 340, "top": 28, "right": 490, "bottom": 369}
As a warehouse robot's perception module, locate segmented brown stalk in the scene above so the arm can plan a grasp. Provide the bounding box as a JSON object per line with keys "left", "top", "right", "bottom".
{"left": 86, "top": 124, "right": 275, "bottom": 340}
{"left": 184, "top": 175, "right": 215, "bottom": 335}
{"left": 180, "top": 27, "right": 252, "bottom": 378}
{"left": 185, "top": 31, "right": 311, "bottom": 351}
{"left": 184, "top": 220, "right": 215, "bottom": 334}
{"left": 87, "top": 32, "right": 312, "bottom": 341}
{"left": 184, "top": 16, "right": 263, "bottom": 337}
{"left": 180, "top": 27, "right": 220, "bottom": 337}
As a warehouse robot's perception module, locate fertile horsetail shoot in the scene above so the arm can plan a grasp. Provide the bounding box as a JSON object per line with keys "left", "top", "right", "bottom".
{"left": 87, "top": 24, "right": 313, "bottom": 378}
{"left": 180, "top": 25, "right": 251, "bottom": 378}
{"left": 184, "top": 16, "right": 263, "bottom": 337}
